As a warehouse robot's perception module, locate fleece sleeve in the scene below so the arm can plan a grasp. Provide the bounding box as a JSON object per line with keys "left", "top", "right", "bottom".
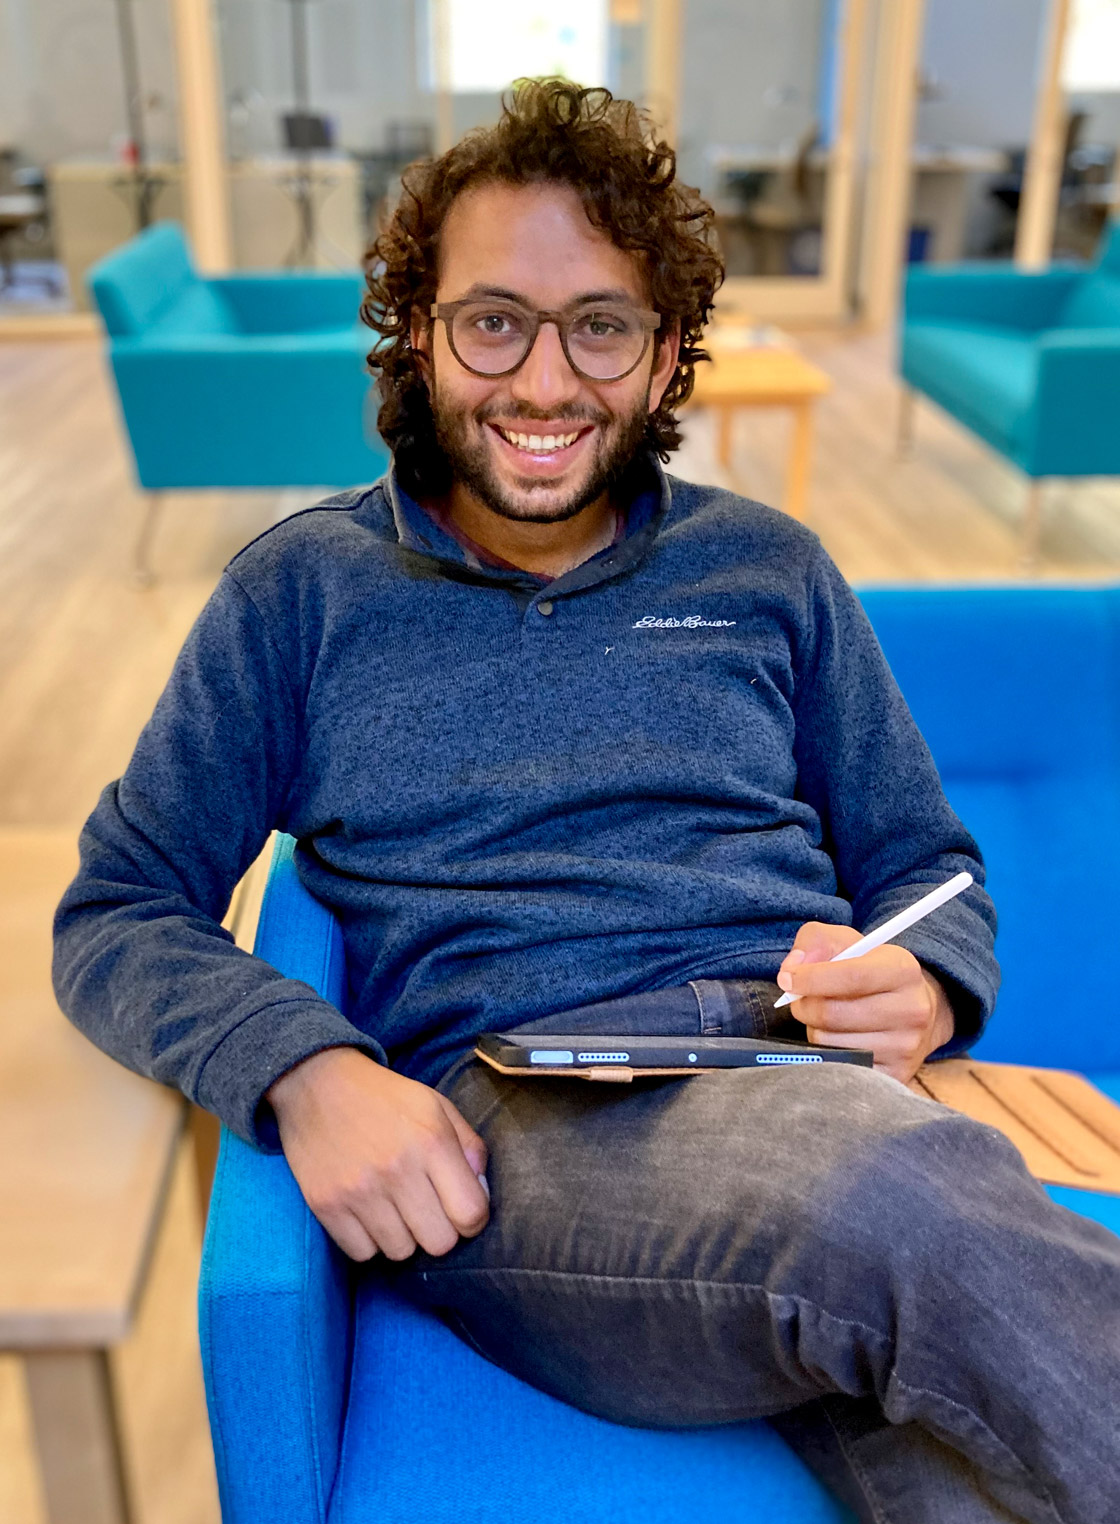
{"left": 52, "top": 571, "right": 386, "bottom": 1150}
{"left": 792, "top": 549, "right": 1000, "bottom": 1055}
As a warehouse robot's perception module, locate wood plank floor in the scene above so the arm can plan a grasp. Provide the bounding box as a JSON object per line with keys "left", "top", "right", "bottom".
{"left": 0, "top": 330, "right": 1117, "bottom": 1522}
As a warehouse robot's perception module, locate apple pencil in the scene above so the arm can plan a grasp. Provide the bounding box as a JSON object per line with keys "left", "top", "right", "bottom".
{"left": 773, "top": 871, "right": 974, "bottom": 1008}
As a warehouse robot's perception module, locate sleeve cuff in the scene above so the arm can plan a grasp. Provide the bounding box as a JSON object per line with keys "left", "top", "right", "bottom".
{"left": 196, "top": 996, "right": 388, "bottom": 1151}
{"left": 890, "top": 928, "right": 998, "bottom": 1063}
{"left": 907, "top": 953, "right": 990, "bottom": 1060}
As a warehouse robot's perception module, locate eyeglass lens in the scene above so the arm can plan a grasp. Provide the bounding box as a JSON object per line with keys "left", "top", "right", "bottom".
{"left": 450, "top": 301, "right": 648, "bottom": 380}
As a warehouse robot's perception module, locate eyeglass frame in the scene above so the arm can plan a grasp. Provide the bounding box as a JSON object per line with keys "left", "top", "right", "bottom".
{"left": 428, "top": 297, "right": 662, "bottom": 382}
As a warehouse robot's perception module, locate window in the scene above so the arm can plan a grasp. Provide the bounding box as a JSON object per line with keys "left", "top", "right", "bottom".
{"left": 427, "top": 0, "right": 609, "bottom": 93}
{"left": 1063, "top": 0, "right": 1120, "bottom": 92}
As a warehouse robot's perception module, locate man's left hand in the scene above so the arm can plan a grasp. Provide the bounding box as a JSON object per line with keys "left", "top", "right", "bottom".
{"left": 776, "top": 922, "right": 956, "bottom": 1084}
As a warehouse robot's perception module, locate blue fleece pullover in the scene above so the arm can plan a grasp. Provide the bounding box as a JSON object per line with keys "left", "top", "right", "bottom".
{"left": 53, "top": 458, "right": 998, "bottom": 1148}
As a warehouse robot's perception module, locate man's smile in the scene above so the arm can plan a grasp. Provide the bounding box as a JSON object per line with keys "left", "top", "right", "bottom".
{"left": 485, "top": 420, "right": 597, "bottom": 476}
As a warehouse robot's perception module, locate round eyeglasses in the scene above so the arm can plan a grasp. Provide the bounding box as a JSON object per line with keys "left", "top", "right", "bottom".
{"left": 429, "top": 298, "right": 661, "bottom": 383}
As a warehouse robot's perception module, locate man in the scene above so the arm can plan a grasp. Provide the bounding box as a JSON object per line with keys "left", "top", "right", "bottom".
{"left": 55, "top": 82, "right": 1118, "bottom": 1523}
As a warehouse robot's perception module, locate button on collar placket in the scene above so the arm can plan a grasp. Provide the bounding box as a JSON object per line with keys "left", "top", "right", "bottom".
{"left": 537, "top": 600, "right": 554, "bottom": 618}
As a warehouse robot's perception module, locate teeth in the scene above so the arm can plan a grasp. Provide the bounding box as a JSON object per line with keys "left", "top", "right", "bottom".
{"left": 498, "top": 427, "right": 581, "bottom": 452}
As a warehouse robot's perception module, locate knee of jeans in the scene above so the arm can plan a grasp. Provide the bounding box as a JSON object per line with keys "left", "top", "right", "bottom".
{"left": 669, "top": 1064, "right": 939, "bottom": 1230}
{"left": 815, "top": 1097, "right": 1032, "bottom": 1271}
{"left": 760, "top": 1057, "right": 936, "bottom": 1139}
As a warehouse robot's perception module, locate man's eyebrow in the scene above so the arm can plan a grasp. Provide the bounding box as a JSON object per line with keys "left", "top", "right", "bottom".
{"left": 454, "top": 283, "right": 642, "bottom": 306}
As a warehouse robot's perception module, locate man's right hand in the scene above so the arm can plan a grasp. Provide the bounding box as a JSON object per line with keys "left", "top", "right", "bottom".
{"left": 266, "top": 1047, "right": 490, "bottom": 1263}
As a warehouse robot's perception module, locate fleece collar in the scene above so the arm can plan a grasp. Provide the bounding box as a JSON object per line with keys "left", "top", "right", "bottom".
{"left": 381, "top": 452, "right": 672, "bottom": 598}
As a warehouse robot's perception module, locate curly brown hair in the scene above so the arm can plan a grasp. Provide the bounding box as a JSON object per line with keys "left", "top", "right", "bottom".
{"left": 361, "top": 77, "right": 724, "bottom": 496}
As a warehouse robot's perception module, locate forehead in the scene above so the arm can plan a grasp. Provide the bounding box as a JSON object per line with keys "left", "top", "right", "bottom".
{"left": 436, "top": 180, "right": 648, "bottom": 305}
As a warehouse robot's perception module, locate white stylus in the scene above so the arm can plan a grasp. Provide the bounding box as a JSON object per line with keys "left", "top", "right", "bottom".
{"left": 773, "top": 871, "right": 974, "bottom": 1008}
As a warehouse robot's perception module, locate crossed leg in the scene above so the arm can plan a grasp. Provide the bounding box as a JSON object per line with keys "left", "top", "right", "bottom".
{"left": 389, "top": 1058, "right": 1120, "bottom": 1524}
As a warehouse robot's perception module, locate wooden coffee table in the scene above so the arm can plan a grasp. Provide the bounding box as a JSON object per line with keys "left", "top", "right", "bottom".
{"left": 689, "top": 342, "right": 832, "bottom": 522}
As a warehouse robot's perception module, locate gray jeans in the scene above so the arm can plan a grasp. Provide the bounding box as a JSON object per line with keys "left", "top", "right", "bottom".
{"left": 386, "top": 981, "right": 1120, "bottom": 1523}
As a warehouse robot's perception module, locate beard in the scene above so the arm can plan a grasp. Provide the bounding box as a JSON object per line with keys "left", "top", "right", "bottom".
{"left": 428, "top": 376, "right": 652, "bottom": 524}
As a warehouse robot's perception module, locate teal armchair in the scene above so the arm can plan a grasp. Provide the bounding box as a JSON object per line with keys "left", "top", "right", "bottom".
{"left": 899, "top": 219, "right": 1120, "bottom": 561}
{"left": 87, "top": 222, "right": 388, "bottom": 583}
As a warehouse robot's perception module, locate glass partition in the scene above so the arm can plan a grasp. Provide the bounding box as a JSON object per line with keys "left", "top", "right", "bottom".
{"left": 909, "top": 0, "right": 1050, "bottom": 265}
{"left": 213, "top": 0, "right": 632, "bottom": 271}
{"left": 677, "top": 0, "right": 832, "bottom": 279}
{"left": 215, "top": 0, "right": 438, "bottom": 270}
{"left": 0, "top": 0, "right": 181, "bottom": 318}
{"left": 672, "top": 0, "right": 865, "bottom": 320}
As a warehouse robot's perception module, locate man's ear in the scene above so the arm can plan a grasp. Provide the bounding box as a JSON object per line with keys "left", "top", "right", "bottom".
{"left": 410, "top": 310, "right": 433, "bottom": 387}
{"left": 648, "top": 319, "right": 681, "bottom": 413}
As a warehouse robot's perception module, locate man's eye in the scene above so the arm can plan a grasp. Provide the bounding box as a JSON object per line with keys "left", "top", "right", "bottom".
{"left": 477, "top": 313, "right": 513, "bottom": 334}
{"left": 574, "top": 311, "right": 629, "bottom": 338}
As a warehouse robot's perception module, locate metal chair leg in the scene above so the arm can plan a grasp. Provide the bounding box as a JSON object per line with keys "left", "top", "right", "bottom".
{"left": 1020, "top": 480, "right": 1044, "bottom": 573}
{"left": 896, "top": 386, "right": 916, "bottom": 458}
{"left": 132, "top": 493, "right": 162, "bottom": 588}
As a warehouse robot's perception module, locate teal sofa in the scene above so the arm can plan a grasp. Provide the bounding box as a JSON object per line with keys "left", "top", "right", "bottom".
{"left": 87, "top": 223, "right": 388, "bottom": 581}
{"left": 899, "top": 219, "right": 1120, "bottom": 560}
{"left": 199, "top": 585, "right": 1120, "bottom": 1521}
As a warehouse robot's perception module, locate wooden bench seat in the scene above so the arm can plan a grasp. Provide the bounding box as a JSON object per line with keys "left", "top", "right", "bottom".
{"left": 0, "top": 832, "right": 212, "bottom": 1524}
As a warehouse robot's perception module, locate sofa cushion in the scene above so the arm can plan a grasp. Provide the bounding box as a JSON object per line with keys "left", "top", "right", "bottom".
{"left": 329, "top": 1288, "right": 853, "bottom": 1524}
{"left": 900, "top": 321, "right": 1037, "bottom": 462}
{"left": 1056, "top": 272, "right": 1120, "bottom": 328}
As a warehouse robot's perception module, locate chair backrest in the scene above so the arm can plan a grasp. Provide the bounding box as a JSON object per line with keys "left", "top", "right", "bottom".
{"left": 1056, "top": 218, "right": 1120, "bottom": 327}
{"left": 860, "top": 586, "right": 1120, "bottom": 1072}
{"left": 87, "top": 220, "right": 238, "bottom": 338}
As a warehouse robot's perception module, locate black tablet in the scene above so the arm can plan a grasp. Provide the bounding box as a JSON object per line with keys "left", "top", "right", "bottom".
{"left": 475, "top": 1030, "right": 873, "bottom": 1081}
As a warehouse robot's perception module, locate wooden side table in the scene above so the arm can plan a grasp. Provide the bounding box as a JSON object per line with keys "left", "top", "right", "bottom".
{"left": 689, "top": 343, "right": 832, "bottom": 521}
{"left": 0, "top": 832, "right": 187, "bottom": 1524}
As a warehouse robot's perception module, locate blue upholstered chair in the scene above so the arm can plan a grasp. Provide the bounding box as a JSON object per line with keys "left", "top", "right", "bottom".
{"left": 87, "top": 222, "right": 387, "bottom": 583}
{"left": 199, "top": 585, "right": 1120, "bottom": 1521}
{"left": 899, "top": 219, "right": 1120, "bottom": 562}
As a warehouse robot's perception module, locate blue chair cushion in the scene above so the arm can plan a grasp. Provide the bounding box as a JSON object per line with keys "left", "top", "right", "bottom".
{"left": 328, "top": 1288, "right": 854, "bottom": 1524}
{"left": 900, "top": 321, "right": 1037, "bottom": 462}
{"left": 1057, "top": 272, "right": 1120, "bottom": 328}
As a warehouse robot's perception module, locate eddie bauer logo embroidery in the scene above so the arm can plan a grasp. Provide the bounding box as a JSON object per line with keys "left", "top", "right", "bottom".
{"left": 632, "top": 614, "right": 737, "bottom": 629}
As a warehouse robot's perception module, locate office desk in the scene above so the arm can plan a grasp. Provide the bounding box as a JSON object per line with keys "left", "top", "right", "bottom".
{"left": 708, "top": 143, "right": 1010, "bottom": 266}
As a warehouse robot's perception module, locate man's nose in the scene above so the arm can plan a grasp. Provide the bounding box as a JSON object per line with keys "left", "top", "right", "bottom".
{"left": 509, "top": 321, "right": 583, "bottom": 411}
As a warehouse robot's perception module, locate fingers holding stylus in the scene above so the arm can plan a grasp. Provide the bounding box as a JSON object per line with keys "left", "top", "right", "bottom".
{"left": 774, "top": 873, "right": 974, "bottom": 1011}
{"left": 777, "top": 926, "right": 918, "bottom": 1004}
{"left": 776, "top": 918, "right": 956, "bottom": 1082}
